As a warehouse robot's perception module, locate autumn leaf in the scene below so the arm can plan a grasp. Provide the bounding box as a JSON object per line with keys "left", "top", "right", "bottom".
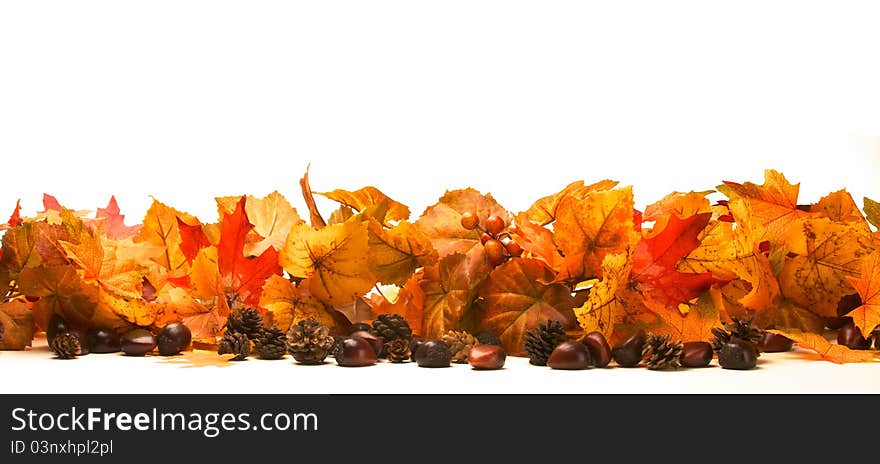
{"left": 719, "top": 169, "right": 811, "bottom": 244}
{"left": 177, "top": 218, "right": 210, "bottom": 264}
{"left": 647, "top": 292, "right": 721, "bottom": 342}
{"left": 753, "top": 297, "right": 826, "bottom": 333}
{"left": 367, "top": 220, "right": 437, "bottom": 286}
{"left": 135, "top": 199, "right": 202, "bottom": 271}
{"left": 510, "top": 213, "right": 581, "bottom": 281}
{"left": 643, "top": 191, "right": 713, "bottom": 237}
{"left": 574, "top": 253, "right": 632, "bottom": 340}
{"left": 631, "top": 212, "right": 716, "bottom": 309}
{"left": 280, "top": 219, "right": 374, "bottom": 307}
{"left": 0, "top": 301, "right": 34, "bottom": 350}
{"left": 260, "top": 274, "right": 339, "bottom": 332}
{"left": 477, "top": 258, "right": 575, "bottom": 356}
{"left": 525, "top": 179, "right": 618, "bottom": 226}
{"left": 415, "top": 188, "right": 510, "bottom": 258}
{"left": 0, "top": 199, "right": 22, "bottom": 231}
{"left": 779, "top": 217, "right": 871, "bottom": 317}
{"left": 18, "top": 265, "right": 98, "bottom": 330}
{"left": 369, "top": 272, "right": 426, "bottom": 334}
{"left": 419, "top": 252, "right": 491, "bottom": 340}
{"left": 300, "top": 168, "right": 326, "bottom": 228}
{"left": 215, "top": 197, "right": 282, "bottom": 307}
{"left": 767, "top": 329, "right": 877, "bottom": 364}
{"left": 845, "top": 250, "right": 880, "bottom": 338}
{"left": 812, "top": 190, "right": 871, "bottom": 234}
{"left": 95, "top": 196, "right": 140, "bottom": 239}
{"left": 319, "top": 186, "right": 410, "bottom": 226}
{"left": 865, "top": 197, "right": 880, "bottom": 229}
{"left": 553, "top": 187, "right": 637, "bottom": 279}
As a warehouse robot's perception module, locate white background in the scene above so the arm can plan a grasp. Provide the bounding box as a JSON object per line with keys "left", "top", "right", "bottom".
{"left": 1, "top": 1, "right": 879, "bottom": 393}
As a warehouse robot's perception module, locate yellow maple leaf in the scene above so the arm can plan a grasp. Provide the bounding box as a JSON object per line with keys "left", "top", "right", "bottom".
{"left": 280, "top": 219, "right": 375, "bottom": 307}
{"left": 259, "top": 274, "right": 336, "bottom": 331}
{"left": 135, "top": 199, "right": 200, "bottom": 271}
{"left": 367, "top": 220, "right": 437, "bottom": 286}
{"left": 719, "top": 169, "right": 811, "bottom": 245}
{"left": 846, "top": 250, "right": 880, "bottom": 338}
{"left": 574, "top": 253, "right": 631, "bottom": 340}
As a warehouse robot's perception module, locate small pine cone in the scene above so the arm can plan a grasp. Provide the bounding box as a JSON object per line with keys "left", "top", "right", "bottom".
{"left": 524, "top": 320, "right": 567, "bottom": 366}
{"left": 642, "top": 333, "right": 683, "bottom": 370}
{"left": 226, "top": 307, "right": 265, "bottom": 339}
{"left": 442, "top": 330, "right": 477, "bottom": 363}
{"left": 371, "top": 314, "right": 413, "bottom": 342}
{"left": 475, "top": 331, "right": 502, "bottom": 346}
{"left": 711, "top": 316, "right": 763, "bottom": 353}
{"left": 386, "top": 338, "right": 411, "bottom": 363}
{"left": 254, "top": 327, "right": 287, "bottom": 360}
{"left": 218, "top": 331, "right": 250, "bottom": 361}
{"left": 286, "top": 318, "right": 334, "bottom": 364}
{"left": 51, "top": 332, "right": 80, "bottom": 359}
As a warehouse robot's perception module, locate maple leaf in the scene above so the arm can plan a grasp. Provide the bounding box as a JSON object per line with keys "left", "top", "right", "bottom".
{"left": 631, "top": 212, "right": 716, "bottom": 309}
{"left": 845, "top": 250, "right": 880, "bottom": 338}
{"left": 260, "top": 274, "right": 340, "bottom": 331}
{"left": 718, "top": 169, "right": 811, "bottom": 245}
{"left": 646, "top": 292, "right": 721, "bottom": 342}
{"left": 415, "top": 188, "right": 510, "bottom": 258}
{"left": 34, "top": 194, "right": 90, "bottom": 224}
{"left": 574, "top": 253, "right": 632, "bottom": 341}
{"left": 95, "top": 196, "right": 140, "bottom": 239}
{"left": 779, "top": 217, "right": 871, "bottom": 318}
{"left": 0, "top": 200, "right": 22, "bottom": 231}
{"left": 216, "top": 192, "right": 303, "bottom": 256}
{"left": 368, "top": 272, "right": 426, "bottom": 334}
{"left": 752, "top": 296, "right": 826, "bottom": 333}
{"left": 679, "top": 209, "right": 778, "bottom": 311}
{"left": 812, "top": 190, "right": 871, "bottom": 234}
{"left": 553, "top": 187, "right": 638, "bottom": 280}
{"left": 280, "top": 219, "right": 375, "bottom": 307}
{"left": 419, "top": 252, "right": 491, "bottom": 340}
{"left": 643, "top": 191, "right": 713, "bottom": 237}
{"left": 865, "top": 197, "right": 879, "bottom": 229}
{"left": 366, "top": 220, "right": 437, "bottom": 286}
{"left": 477, "top": 258, "right": 576, "bottom": 355}
{"left": 17, "top": 265, "right": 99, "bottom": 330}
{"left": 135, "top": 199, "right": 202, "bottom": 272}
{"left": 767, "top": 329, "right": 877, "bottom": 364}
{"left": 510, "top": 213, "right": 581, "bottom": 281}
{"left": 216, "top": 197, "right": 282, "bottom": 307}
{"left": 319, "top": 186, "right": 410, "bottom": 226}
{"left": 177, "top": 218, "right": 210, "bottom": 264}
{"left": 525, "top": 179, "right": 619, "bottom": 226}
{"left": 0, "top": 301, "right": 34, "bottom": 350}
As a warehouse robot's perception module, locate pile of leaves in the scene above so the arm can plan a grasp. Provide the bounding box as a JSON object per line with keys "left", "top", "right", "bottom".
{"left": 1, "top": 169, "right": 878, "bottom": 364}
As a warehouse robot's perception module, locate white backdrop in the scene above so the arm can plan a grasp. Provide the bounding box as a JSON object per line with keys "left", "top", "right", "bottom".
{"left": 1, "top": 1, "right": 878, "bottom": 224}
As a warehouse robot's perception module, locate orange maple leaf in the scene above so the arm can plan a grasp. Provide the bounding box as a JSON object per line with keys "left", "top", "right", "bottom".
{"left": 419, "top": 252, "right": 491, "bottom": 340}
{"left": 719, "top": 169, "right": 811, "bottom": 245}
{"left": 525, "top": 179, "right": 618, "bottom": 226}
{"left": 767, "top": 329, "right": 877, "bottom": 364}
{"left": 846, "top": 251, "right": 880, "bottom": 338}
{"left": 415, "top": 188, "right": 510, "bottom": 259}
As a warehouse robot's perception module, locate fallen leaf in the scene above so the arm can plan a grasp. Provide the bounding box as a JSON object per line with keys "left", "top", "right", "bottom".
{"left": 369, "top": 272, "right": 426, "bottom": 334}
{"left": 17, "top": 265, "right": 99, "bottom": 329}
{"left": 280, "top": 219, "right": 375, "bottom": 307}
{"left": 0, "top": 301, "right": 34, "bottom": 350}
{"left": 719, "top": 169, "right": 811, "bottom": 244}
{"left": 574, "top": 253, "right": 632, "bottom": 341}
{"left": 525, "top": 179, "right": 618, "bottom": 226}
{"left": 767, "top": 329, "right": 877, "bottom": 364}
{"left": 779, "top": 217, "right": 871, "bottom": 317}
{"left": 865, "top": 197, "right": 879, "bottom": 229}
{"left": 643, "top": 190, "right": 713, "bottom": 236}
{"left": 415, "top": 188, "right": 510, "bottom": 258}
{"left": 419, "top": 252, "right": 491, "bottom": 339}
{"left": 477, "top": 257, "right": 576, "bottom": 355}
{"left": 135, "top": 199, "right": 201, "bottom": 271}
{"left": 554, "top": 187, "right": 637, "bottom": 279}
{"left": 259, "top": 274, "right": 337, "bottom": 331}
{"left": 1, "top": 200, "right": 22, "bottom": 230}
{"left": 242, "top": 191, "right": 303, "bottom": 255}
{"left": 300, "top": 168, "right": 326, "bottom": 228}
{"left": 813, "top": 190, "right": 870, "bottom": 234}
{"left": 754, "top": 297, "right": 826, "bottom": 333}
{"left": 845, "top": 250, "right": 880, "bottom": 338}
{"left": 646, "top": 292, "right": 721, "bottom": 342}
{"left": 319, "top": 186, "right": 410, "bottom": 225}
{"left": 367, "top": 220, "right": 437, "bottom": 286}
{"left": 95, "top": 196, "right": 140, "bottom": 239}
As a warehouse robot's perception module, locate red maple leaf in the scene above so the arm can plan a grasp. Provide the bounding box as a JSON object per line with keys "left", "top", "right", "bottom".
{"left": 631, "top": 212, "right": 717, "bottom": 309}
{"left": 7, "top": 200, "right": 22, "bottom": 228}
{"left": 96, "top": 196, "right": 140, "bottom": 239}
{"left": 218, "top": 197, "right": 282, "bottom": 306}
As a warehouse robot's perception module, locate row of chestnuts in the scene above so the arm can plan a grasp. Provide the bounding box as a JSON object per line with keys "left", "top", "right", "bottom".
{"left": 48, "top": 314, "right": 191, "bottom": 359}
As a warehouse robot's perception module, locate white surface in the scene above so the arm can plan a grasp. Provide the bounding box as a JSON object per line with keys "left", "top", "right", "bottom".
{"left": 2, "top": 336, "right": 879, "bottom": 394}
{"left": 1, "top": 2, "right": 879, "bottom": 394}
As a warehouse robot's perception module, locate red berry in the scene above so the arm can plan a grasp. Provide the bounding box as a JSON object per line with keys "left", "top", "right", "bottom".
{"left": 480, "top": 233, "right": 493, "bottom": 245}
{"left": 484, "top": 239, "right": 506, "bottom": 266}
{"left": 460, "top": 212, "right": 479, "bottom": 230}
{"left": 504, "top": 240, "right": 523, "bottom": 257}
{"left": 486, "top": 215, "right": 505, "bottom": 236}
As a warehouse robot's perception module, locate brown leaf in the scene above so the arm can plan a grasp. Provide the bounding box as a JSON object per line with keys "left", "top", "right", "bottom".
{"left": 17, "top": 265, "right": 99, "bottom": 330}
{"left": 753, "top": 297, "right": 826, "bottom": 333}
{"left": 0, "top": 300, "right": 34, "bottom": 350}
{"left": 419, "top": 252, "right": 491, "bottom": 340}
{"left": 478, "top": 258, "right": 575, "bottom": 355}
{"left": 767, "top": 329, "right": 877, "bottom": 364}
{"left": 415, "top": 188, "right": 510, "bottom": 258}
{"left": 367, "top": 220, "right": 437, "bottom": 286}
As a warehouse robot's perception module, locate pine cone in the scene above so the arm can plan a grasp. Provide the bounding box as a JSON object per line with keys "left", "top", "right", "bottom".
{"left": 442, "top": 330, "right": 477, "bottom": 363}
{"left": 711, "top": 316, "right": 763, "bottom": 353}
{"left": 371, "top": 314, "right": 413, "bottom": 342}
{"left": 254, "top": 327, "right": 287, "bottom": 360}
{"left": 642, "top": 333, "right": 683, "bottom": 370}
{"left": 475, "top": 331, "right": 502, "bottom": 346}
{"left": 386, "top": 338, "right": 411, "bottom": 363}
{"left": 524, "top": 320, "right": 566, "bottom": 366}
{"left": 286, "top": 318, "right": 334, "bottom": 365}
{"left": 51, "top": 332, "right": 80, "bottom": 359}
{"left": 226, "top": 307, "right": 265, "bottom": 339}
{"left": 218, "top": 331, "right": 250, "bottom": 361}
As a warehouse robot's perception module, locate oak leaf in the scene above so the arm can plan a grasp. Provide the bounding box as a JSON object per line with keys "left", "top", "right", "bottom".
{"left": 419, "top": 252, "right": 491, "bottom": 340}
{"left": 525, "top": 179, "right": 618, "bottom": 226}
{"left": 719, "top": 169, "right": 811, "bottom": 244}
{"left": 767, "top": 329, "right": 876, "bottom": 364}
{"left": 367, "top": 220, "right": 437, "bottom": 286}
{"left": 477, "top": 258, "right": 575, "bottom": 355}
{"left": 0, "top": 301, "right": 34, "bottom": 350}
{"left": 553, "top": 187, "right": 637, "bottom": 279}
{"left": 415, "top": 188, "right": 510, "bottom": 258}
{"left": 779, "top": 218, "right": 871, "bottom": 317}
{"left": 845, "top": 250, "right": 880, "bottom": 338}
{"left": 280, "top": 219, "right": 374, "bottom": 307}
